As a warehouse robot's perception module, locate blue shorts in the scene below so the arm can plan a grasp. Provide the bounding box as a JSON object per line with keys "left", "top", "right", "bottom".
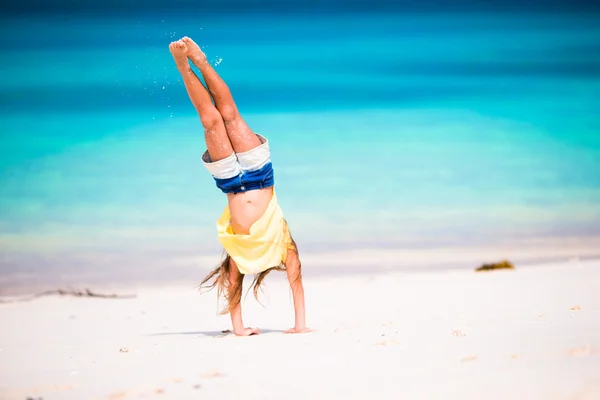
{"left": 202, "top": 134, "right": 275, "bottom": 195}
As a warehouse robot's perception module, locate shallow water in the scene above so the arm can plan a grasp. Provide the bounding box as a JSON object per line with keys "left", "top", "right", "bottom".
{"left": 1, "top": 7, "right": 599, "bottom": 291}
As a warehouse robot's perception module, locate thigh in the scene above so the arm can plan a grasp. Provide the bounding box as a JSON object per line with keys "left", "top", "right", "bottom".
{"left": 224, "top": 115, "right": 262, "bottom": 153}
{"left": 204, "top": 117, "right": 235, "bottom": 162}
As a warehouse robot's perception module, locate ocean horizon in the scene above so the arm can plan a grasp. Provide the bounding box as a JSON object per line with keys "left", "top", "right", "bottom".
{"left": 1, "top": 6, "right": 599, "bottom": 294}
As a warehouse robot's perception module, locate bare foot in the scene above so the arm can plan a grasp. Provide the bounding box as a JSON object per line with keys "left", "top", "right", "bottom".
{"left": 233, "top": 327, "right": 260, "bottom": 336}
{"left": 181, "top": 36, "right": 207, "bottom": 64}
{"left": 169, "top": 40, "right": 189, "bottom": 69}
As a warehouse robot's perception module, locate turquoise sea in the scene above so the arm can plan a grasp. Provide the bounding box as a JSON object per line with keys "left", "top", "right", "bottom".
{"left": 1, "top": 8, "right": 599, "bottom": 293}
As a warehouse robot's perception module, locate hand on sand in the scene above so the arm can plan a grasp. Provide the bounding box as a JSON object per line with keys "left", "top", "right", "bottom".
{"left": 234, "top": 327, "right": 260, "bottom": 336}
{"left": 181, "top": 36, "right": 207, "bottom": 64}
{"left": 169, "top": 40, "right": 189, "bottom": 68}
{"left": 284, "top": 327, "right": 314, "bottom": 334}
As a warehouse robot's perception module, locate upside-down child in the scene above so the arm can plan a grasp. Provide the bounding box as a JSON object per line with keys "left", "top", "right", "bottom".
{"left": 169, "top": 37, "right": 310, "bottom": 336}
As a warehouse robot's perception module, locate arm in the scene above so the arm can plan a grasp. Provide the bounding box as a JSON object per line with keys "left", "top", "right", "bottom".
{"left": 284, "top": 249, "right": 311, "bottom": 334}
{"left": 228, "top": 258, "right": 259, "bottom": 336}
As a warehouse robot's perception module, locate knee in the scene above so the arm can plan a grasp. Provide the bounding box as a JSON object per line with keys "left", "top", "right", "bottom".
{"left": 198, "top": 108, "right": 224, "bottom": 131}
{"left": 218, "top": 104, "right": 238, "bottom": 124}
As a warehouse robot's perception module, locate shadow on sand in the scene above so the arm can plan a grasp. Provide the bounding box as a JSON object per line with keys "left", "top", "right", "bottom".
{"left": 147, "top": 329, "right": 284, "bottom": 338}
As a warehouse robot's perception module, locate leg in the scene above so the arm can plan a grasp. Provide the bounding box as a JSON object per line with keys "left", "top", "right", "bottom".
{"left": 181, "top": 37, "right": 262, "bottom": 153}
{"left": 228, "top": 258, "right": 260, "bottom": 336}
{"left": 169, "top": 40, "right": 233, "bottom": 162}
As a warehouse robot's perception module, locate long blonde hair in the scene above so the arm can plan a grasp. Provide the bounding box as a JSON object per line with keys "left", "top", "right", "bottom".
{"left": 198, "top": 221, "right": 301, "bottom": 315}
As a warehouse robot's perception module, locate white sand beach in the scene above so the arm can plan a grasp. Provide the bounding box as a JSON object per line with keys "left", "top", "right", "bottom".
{"left": 1, "top": 260, "right": 599, "bottom": 400}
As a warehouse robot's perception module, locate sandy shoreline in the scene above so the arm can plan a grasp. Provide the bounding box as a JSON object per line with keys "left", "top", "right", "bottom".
{"left": 2, "top": 235, "right": 599, "bottom": 297}
{"left": 1, "top": 260, "right": 599, "bottom": 399}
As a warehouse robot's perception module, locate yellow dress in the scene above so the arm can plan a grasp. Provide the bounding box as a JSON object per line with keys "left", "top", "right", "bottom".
{"left": 216, "top": 191, "right": 292, "bottom": 275}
